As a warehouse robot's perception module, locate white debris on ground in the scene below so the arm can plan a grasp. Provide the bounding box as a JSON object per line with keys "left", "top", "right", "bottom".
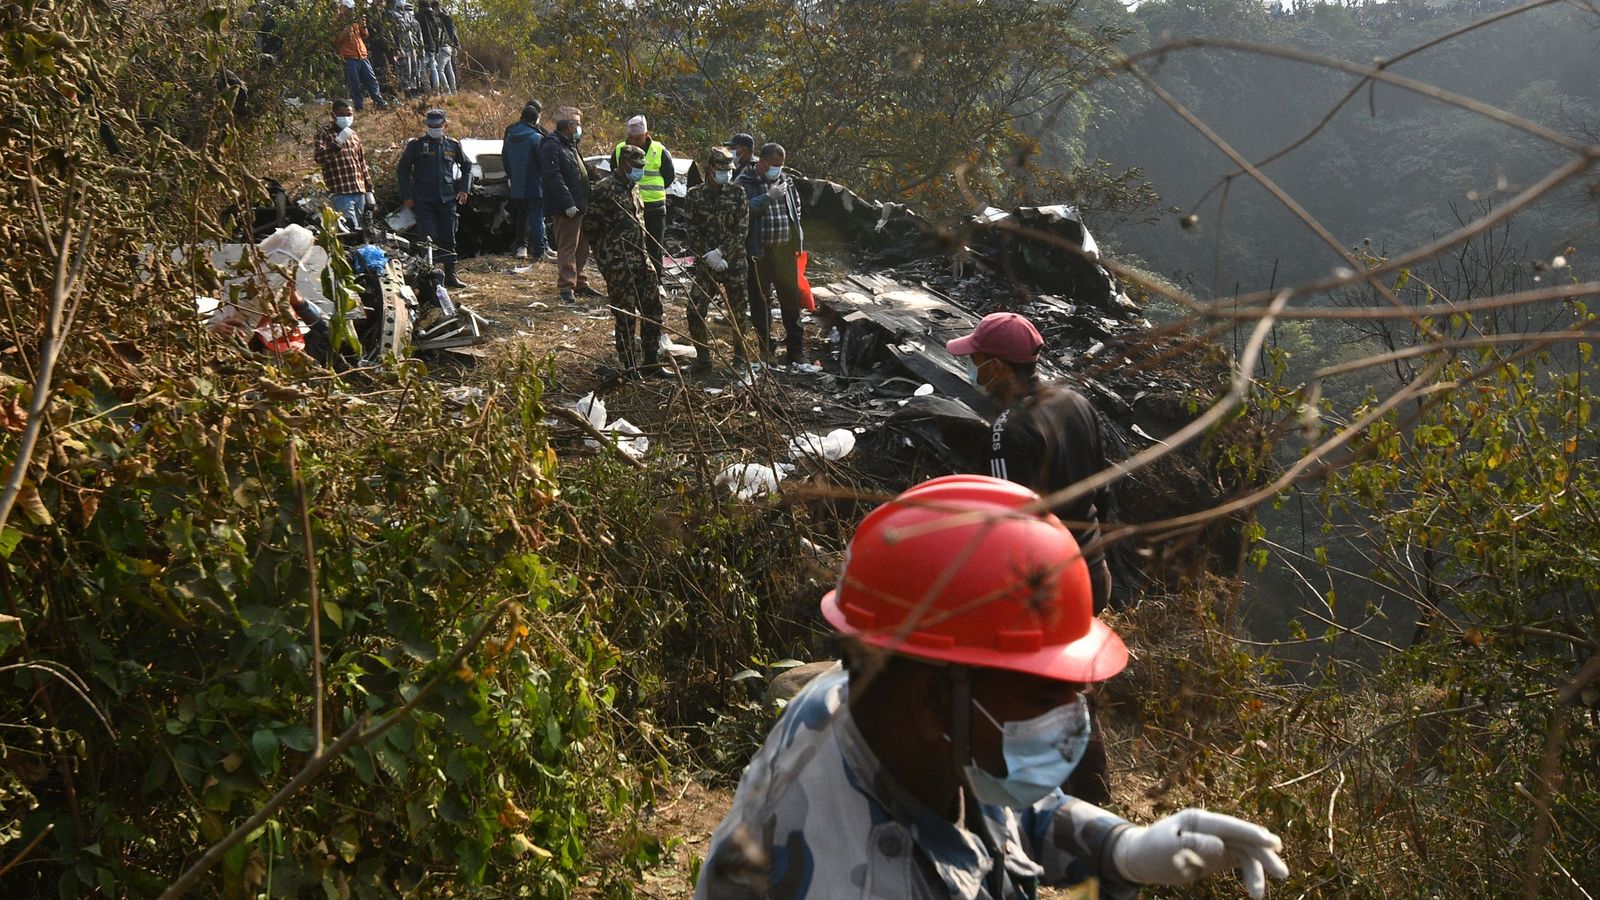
{"left": 660, "top": 334, "right": 699, "bottom": 360}
{"left": 787, "top": 428, "right": 857, "bottom": 461}
{"left": 568, "top": 392, "right": 650, "bottom": 460}
{"left": 715, "top": 462, "right": 795, "bottom": 499}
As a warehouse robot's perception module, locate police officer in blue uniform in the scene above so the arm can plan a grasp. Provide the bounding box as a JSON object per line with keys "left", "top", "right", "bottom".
{"left": 397, "top": 108, "right": 474, "bottom": 288}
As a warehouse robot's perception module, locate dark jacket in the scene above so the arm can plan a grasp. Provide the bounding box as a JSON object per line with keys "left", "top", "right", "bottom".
{"left": 502, "top": 121, "right": 547, "bottom": 200}
{"left": 540, "top": 131, "right": 588, "bottom": 215}
{"left": 396, "top": 134, "right": 472, "bottom": 205}
{"left": 416, "top": 5, "right": 440, "bottom": 52}
{"left": 989, "top": 383, "right": 1110, "bottom": 568}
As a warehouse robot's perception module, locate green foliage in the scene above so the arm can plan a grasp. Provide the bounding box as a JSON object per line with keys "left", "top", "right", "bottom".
{"left": 0, "top": 4, "right": 658, "bottom": 896}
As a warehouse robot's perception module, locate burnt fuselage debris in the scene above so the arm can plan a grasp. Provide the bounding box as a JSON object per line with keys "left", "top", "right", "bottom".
{"left": 252, "top": 159, "right": 1241, "bottom": 584}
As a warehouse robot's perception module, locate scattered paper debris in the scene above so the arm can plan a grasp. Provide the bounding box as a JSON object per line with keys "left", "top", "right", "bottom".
{"left": 716, "top": 463, "right": 794, "bottom": 499}
{"left": 913, "top": 383, "right": 934, "bottom": 396}
{"left": 788, "top": 429, "right": 856, "bottom": 461}
{"left": 442, "top": 386, "right": 484, "bottom": 407}
{"left": 571, "top": 392, "right": 607, "bottom": 430}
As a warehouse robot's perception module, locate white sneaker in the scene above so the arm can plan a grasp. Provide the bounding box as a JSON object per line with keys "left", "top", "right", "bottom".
{"left": 513, "top": 246, "right": 528, "bottom": 260}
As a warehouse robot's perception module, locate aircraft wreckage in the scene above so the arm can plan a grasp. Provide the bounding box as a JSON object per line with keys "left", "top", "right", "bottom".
{"left": 221, "top": 155, "right": 1245, "bottom": 599}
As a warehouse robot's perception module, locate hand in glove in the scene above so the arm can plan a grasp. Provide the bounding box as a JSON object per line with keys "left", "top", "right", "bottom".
{"left": 1111, "top": 809, "right": 1288, "bottom": 899}
{"left": 703, "top": 248, "right": 728, "bottom": 272}
{"left": 334, "top": 127, "right": 356, "bottom": 146}
{"left": 765, "top": 182, "right": 786, "bottom": 202}
{"left": 565, "top": 206, "right": 580, "bottom": 218}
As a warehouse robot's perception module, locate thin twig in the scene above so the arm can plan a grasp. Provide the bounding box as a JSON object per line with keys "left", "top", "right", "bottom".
{"left": 0, "top": 822, "right": 54, "bottom": 879}
{"left": 286, "top": 438, "right": 323, "bottom": 756}
{"left": 0, "top": 209, "right": 93, "bottom": 533}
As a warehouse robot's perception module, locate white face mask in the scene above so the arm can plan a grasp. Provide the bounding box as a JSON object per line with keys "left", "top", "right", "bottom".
{"left": 965, "top": 357, "right": 986, "bottom": 392}
{"left": 962, "top": 695, "right": 1092, "bottom": 809}
{"left": 426, "top": 126, "right": 444, "bottom": 139}
{"left": 334, "top": 115, "right": 353, "bottom": 129}
{"left": 713, "top": 170, "right": 732, "bottom": 184}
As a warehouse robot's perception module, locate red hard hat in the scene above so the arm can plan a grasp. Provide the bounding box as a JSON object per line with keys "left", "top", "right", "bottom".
{"left": 821, "top": 475, "right": 1127, "bottom": 682}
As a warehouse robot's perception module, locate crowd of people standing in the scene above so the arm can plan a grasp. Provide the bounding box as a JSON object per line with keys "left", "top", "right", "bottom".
{"left": 492, "top": 103, "right": 812, "bottom": 379}
{"left": 334, "top": 0, "right": 460, "bottom": 107}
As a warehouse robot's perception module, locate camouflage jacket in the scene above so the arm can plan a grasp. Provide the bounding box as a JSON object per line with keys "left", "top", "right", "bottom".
{"left": 583, "top": 172, "right": 649, "bottom": 270}
{"left": 683, "top": 180, "right": 749, "bottom": 264}
{"left": 694, "top": 665, "right": 1139, "bottom": 900}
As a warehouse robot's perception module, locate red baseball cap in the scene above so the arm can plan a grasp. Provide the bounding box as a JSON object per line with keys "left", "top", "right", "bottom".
{"left": 945, "top": 312, "right": 1044, "bottom": 363}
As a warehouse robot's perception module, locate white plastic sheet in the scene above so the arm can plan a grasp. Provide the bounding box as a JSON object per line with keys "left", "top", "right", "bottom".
{"left": 716, "top": 463, "right": 793, "bottom": 499}
{"left": 788, "top": 428, "right": 856, "bottom": 461}
{"left": 567, "top": 392, "right": 650, "bottom": 459}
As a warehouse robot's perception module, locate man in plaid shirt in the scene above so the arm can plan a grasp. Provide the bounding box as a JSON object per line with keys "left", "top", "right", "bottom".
{"left": 313, "top": 100, "right": 376, "bottom": 230}
{"left": 737, "top": 142, "right": 807, "bottom": 364}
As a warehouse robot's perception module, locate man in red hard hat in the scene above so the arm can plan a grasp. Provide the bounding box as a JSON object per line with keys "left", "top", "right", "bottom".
{"left": 695, "top": 476, "right": 1287, "bottom": 900}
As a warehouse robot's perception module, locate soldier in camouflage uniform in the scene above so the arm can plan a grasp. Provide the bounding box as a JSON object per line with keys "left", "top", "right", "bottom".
{"left": 682, "top": 147, "right": 752, "bottom": 373}
{"left": 695, "top": 478, "right": 1290, "bottom": 900}
{"left": 584, "top": 144, "right": 666, "bottom": 376}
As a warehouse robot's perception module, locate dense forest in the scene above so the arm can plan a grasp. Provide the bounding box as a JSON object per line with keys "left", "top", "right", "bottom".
{"left": 1, "top": 0, "right": 1597, "bottom": 896}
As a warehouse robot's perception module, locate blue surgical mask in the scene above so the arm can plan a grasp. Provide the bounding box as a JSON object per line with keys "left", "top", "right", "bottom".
{"left": 965, "top": 357, "right": 985, "bottom": 390}
{"left": 572, "top": 126, "right": 583, "bottom": 142}
{"left": 764, "top": 166, "right": 781, "bottom": 182}
{"left": 334, "top": 115, "right": 353, "bottom": 129}
{"left": 714, "top": 170, "right": 732, "bottom": 185}
{"left": 426, "top": 126, "right": 444, "bottom": 139}
{"left": 962, "top": 695, "right": 1091, "bottom": 808}
{"left": 627, "top": 167, "right": 644, "bottom": 183}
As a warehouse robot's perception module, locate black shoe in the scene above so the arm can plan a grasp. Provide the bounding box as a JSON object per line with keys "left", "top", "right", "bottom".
{"left": 559, "top": 290, "right": 576, "bottom": 302}
{"left": 445, "top": 275, "right": 468, "bottom": 289}
{"left": 576, "top": 285, "right": 605, "bottom": 299}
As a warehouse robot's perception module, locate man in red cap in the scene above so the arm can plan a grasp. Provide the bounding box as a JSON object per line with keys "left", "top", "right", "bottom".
{"left": 947, "top": 312, "right": 1113, "bottom": 613}
{"left": 695, "top": 476, "right": 1287, "bottom": 899}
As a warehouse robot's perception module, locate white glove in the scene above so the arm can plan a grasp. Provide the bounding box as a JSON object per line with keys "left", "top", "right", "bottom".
{"left": 703, "top": 248, "right": 727, "bottom": 272}
{"left": 334, "top": 127, "right": 355, "bottom": 146}
{"left": 1111, "top": 809, "right": 1288, "bottom": 899}
{"left": 565, "top": 206, "right": 579, "bottom": 218}
{"left": 363, "top": 192, "right": 376, "bottom": 207}
{"left": 765, "top": 182, "right": 786, "bottom": 202}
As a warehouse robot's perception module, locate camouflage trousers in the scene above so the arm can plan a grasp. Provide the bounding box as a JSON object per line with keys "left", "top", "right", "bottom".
{"left": 688, "top": 259, "right": 751, "bottom": 362}
{"left": 600, "top": 258, "right": 661, "bottom": 370}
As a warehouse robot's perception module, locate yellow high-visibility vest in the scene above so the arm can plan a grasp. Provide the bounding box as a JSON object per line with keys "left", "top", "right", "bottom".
{"left": 615, "top": 139, "right": 668, "bottom": 204}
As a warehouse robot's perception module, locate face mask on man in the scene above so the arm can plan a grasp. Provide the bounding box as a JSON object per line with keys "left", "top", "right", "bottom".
{"left": 965, "top": 357, "right": 986, "bottom": 391}
{"left": 334, "top": 115, "right": 353, "bottom": 130}
{"left": 714, "top": 170, "right": 732, "bottom": 185}
{"left": 961, "top": 694, "right": 1091, "bottom": 809}
{"left": 572, "top": 126, "right": 583, "bottom": 142}
{"left": 627, "top": 167, "right": 644, "bottom": 183}
{"left": 426, "top": 127, "right": 444, "bottom": 139}
{"left": 763, "top": 165, "right": 781, "bottom": 182}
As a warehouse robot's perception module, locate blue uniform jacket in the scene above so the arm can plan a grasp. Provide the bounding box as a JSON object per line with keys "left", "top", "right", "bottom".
{"left": 396, "top": 135, "right": 473, "bottom": 206}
